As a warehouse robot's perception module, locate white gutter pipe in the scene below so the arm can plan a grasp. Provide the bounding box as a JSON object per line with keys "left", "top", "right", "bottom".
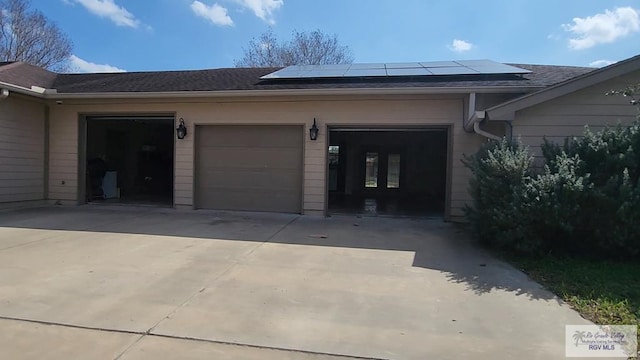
{"left": 472, "top": 111, "right": 501, "bottom": 141}
{"left": 466, "top": 93, "right": 501, "bottom": 141}
{"left": 0, "top": 81, "right": 45, "bottom": 97}
{"left": 0, "top": 88, "right": 8, "bottom": 101}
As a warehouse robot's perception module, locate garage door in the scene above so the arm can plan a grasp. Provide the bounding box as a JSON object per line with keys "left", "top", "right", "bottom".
{"left": 195, "top": 125, "right": 303, "bottom": 213}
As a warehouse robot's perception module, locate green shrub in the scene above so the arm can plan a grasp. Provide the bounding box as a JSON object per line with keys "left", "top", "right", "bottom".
{"left": 543, "top": 123, "right": 640, "bottom": 188}
{"left": 464, "top": 119, "right": 640, "bottom": 259}
{"left": 521, "top": 153, "right": 591, "bottom": 254}
{"left": 542, "top": 120, "right": 640, "bottom": 257}
{"left": 462, "top": 138, "right": 534, "bottom": 251}
{"left": 613, "top": 170, "right": 640, "bottom": 254}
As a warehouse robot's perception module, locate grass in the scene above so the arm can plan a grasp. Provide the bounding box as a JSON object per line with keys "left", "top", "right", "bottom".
{"left": 505, "top": 254, "right": 639, "bottom": 357}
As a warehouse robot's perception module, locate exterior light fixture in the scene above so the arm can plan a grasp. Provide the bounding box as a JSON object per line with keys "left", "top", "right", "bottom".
{"left": 309, "top": 118, "right": 319, "bottom": 140}
{"left": 176, "top": 118, "right": 187, "bottom": 139}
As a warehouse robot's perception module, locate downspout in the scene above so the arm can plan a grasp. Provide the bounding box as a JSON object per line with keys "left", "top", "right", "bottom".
{"left": 466, "top": 93, "right": 501, "bottom": 141}
{"left": 0, "top": 88, "right": 8, "bottom": 101}
{"left": 505, "top": 121, "right": 514, "bottom": 142}
{"left": 471, "top": 111, "right": 501, "bottom": 141}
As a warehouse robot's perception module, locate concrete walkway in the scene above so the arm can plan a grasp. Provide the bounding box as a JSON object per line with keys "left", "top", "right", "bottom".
{"left": 0, "top": 206, "right": 589, "bottom": 359}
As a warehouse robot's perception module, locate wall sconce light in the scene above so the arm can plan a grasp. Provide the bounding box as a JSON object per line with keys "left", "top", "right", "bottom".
{"left": 309, "top": 118, "right": 319, "bottom": 141}
{"left": 176, "top": 118, "right": 187, "bottom": 139}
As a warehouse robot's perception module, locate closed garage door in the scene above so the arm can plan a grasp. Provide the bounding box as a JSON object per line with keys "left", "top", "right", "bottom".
{"left": 195, "top": 125, "right": 303, "bottom": 213}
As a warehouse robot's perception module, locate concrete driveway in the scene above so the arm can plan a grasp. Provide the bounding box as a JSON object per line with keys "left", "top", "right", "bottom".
{"left": 0, "top": 206, "right": 589, "bottom": 359}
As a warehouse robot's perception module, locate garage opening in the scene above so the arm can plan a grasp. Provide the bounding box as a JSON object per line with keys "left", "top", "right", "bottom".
{"left": 85, "top": 116, "right": 174, "bottom": 206}
{"left": 328, "top": 128, "right": 448, "bottom": 217}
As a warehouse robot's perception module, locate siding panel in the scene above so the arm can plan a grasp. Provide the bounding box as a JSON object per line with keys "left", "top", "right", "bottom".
{"left": 513, "top": 70, "right": 640, "bottom": 150}
{"left": 0, "top": 96, "right": 45, "bottom": 203}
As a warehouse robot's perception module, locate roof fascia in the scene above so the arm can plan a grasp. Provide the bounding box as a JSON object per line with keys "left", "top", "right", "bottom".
{"left": 0, "top": 81, "right": 46, "bottom": 98}
{"left": 45, "top": 85, "right": 543, "bottom": 100}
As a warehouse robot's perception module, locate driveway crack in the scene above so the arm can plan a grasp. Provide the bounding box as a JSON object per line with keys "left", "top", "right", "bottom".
{"left": 242, "top": 215, "right": 300, "bottom": 258}
{"left": 0, "top": 315, "right": 385, "bottom": 360}
{"left": 143, "top": 259, "right": 240, "bottom": 335}
{"left": 112, "top": 334, "right": 145, "bottom": 360}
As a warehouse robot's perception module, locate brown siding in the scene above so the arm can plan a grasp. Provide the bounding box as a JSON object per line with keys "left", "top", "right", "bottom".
{"left": 48, "top": 106, "right": 79, "bottom": 204}
{"left": 513, "top": 70, "right": 640, "bottom": 155}
{"left": 0, "top": 95, "right": 46, "bottom": 203}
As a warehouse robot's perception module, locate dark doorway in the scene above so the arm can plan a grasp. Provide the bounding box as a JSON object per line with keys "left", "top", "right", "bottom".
{"left": 328, "top": 128, "right": 448, "bottom": 217}
{"left": 85, "top": 116, "right": 174, "bottom": 206}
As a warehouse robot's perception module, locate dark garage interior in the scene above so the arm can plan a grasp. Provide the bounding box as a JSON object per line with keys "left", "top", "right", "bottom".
{"left": 85, "top": 116, "right": 174, "bottom": 206}
{"left": 328, "top": 128, "right": 448, "bottom": 217}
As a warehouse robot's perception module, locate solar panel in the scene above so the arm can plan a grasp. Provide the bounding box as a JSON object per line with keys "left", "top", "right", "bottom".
{"left": 466, "top": 64, "right": 529, "bottom": 74}
{"left": 455, "top": 60, "right": 497, "bottom": 66}
{"left": 304, "top": 69, "right": 348, "bottom": 77}
{"left": 349, "top": 63, "right": 386, "bottom": 70}
{"left": 260, "top": 59, "right": 531, "bottom": 80}
{"left": 262, "top": 68, "right": 309, "bottom": 79}
{"left": 385, "top": 62, "right": 425, "bottom": 69}
{"left": 419, "top": 61, "right": 458, "bottom": 68}
{"left": 281, "top": 65, "right": 316, "bottom": 72}
{"left": 386, "top": 67, "right": 431, "bottom": 76}
{"left": 428, "top": 66, "right": 479, "bottom": 75}
{"left": 306, "top": 64, "right": 352, "bottom": 69}
{"left": 343, "top": 68, "right": 387, "bottom": 77}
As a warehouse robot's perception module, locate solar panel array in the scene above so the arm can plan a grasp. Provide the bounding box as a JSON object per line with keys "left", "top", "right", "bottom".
{"left": 260, "top": 59, "right": 530, "bottom": 80}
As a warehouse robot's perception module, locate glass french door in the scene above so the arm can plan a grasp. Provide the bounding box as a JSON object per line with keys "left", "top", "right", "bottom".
{"left": 363, "top": 149, "right": 403, "bottom": 192}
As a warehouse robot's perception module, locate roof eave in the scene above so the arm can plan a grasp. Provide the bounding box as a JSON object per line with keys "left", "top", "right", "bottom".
{"left": 0, "top": 81, "right": 48, "bottom": 97}
{"left": 45, "top": 85, "right": 543, "bottom": 100}
{"left": 485, "top": 54, "right": 640, "bottom": 121}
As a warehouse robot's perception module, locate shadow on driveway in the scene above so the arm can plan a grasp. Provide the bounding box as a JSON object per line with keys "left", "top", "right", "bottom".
{"left": 0, "top": 205, "right": 557, "bottom": 302}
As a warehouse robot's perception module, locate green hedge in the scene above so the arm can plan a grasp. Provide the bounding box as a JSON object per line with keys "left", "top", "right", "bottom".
{"left": 464, "top": 119, "right": 640, "bottom": 259}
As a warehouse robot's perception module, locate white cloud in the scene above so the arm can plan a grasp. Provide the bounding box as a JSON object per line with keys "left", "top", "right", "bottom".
{"left": 69, "top": 0, "right": 140, "bottom": 28}
{"left": 190, "top": 1, "right": 233, "bottom": 26}
{"left": 563, "top": 7, "right": 640, "bottom": 50}
{"left": 447, "top": 39, "right": 473, "bottom": 53}
{"left": 69, "top": 55, "right": 126, "bottom": 73}
{"left": 233, "top": 0, "right": 283, "bottom": 25}
{"left": 547, "top": 33, "right": 561, "bottom": 41}
{"left": 588, "top": 59, "right": 616, "bottom": 67}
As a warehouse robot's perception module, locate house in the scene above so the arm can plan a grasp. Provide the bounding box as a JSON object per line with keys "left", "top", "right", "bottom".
{"left": 1, "top": 55, "right": 639, "bottom": 221}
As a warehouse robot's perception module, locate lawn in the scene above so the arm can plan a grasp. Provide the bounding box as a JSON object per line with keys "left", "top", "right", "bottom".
{"left": 506, "top": 254, "right": 639, "bottom": 357}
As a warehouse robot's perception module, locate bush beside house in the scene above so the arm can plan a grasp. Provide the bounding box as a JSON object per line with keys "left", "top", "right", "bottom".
{"left": 464, "top": 119, "right": 640, "bottom": 259}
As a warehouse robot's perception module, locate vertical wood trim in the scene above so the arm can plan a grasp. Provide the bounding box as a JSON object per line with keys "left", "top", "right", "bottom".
{"left": 77, "top": 115, "right": 87, "bottom": 204}
{"left": 444, "top": 124, "right": 453, "bottom": 221}
{"left": 44, "top": 105, "right": 50, "bottom": 200}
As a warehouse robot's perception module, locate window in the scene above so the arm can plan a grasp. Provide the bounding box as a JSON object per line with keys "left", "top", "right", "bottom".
{"left": 365, "top": 152, "right": 378, "bottom": 188}
{"left": 328, "top": 146, "right": 340, "bottom": 192}
{"left": 328, "top": 145, "right": 340, "bottom": 166}
{"left": 387, "top": 154, "right": 400, "bottom": 188}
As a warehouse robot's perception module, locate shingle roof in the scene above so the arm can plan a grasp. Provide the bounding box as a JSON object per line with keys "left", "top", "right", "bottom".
{"left": 51, "top": 64, "right": 594, "bottom": 93}
{"left": 0, "top": 62, "right": 58, "bottom": 89}
{"left": 510, "top": 64, "right": 597, "bottom": 88}
{"left": 52, "top": 67, "right": 281, "bottom": 93}
{"left": 0, "top": 61, "right": 595, "bottom": 94}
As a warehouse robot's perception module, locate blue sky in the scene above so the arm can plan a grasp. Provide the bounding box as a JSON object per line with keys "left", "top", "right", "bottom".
{"left": 27, "top": 0, "right": 640, "bottom": 73}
